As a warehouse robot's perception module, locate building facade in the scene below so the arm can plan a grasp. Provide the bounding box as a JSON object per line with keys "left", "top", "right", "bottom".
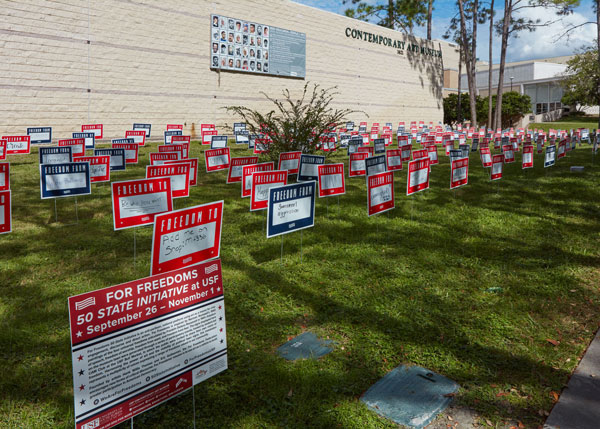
{"left": 457, "top": 56, "right": 598, "bottom": 124}
{"left": 0, "top": 0, "right": 459, "bottom": 140}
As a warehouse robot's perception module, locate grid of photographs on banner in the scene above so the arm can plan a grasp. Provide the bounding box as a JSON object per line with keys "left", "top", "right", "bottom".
{"left": 211, "top": 14, "right": 270, "bottom": 74}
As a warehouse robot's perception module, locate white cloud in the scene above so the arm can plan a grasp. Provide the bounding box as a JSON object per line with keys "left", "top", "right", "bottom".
{"left": 505, "top": 5, "right": 596, "bottom": 62}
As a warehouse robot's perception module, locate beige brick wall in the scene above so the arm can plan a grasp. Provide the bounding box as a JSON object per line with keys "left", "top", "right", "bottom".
{"left": 0, "top": 0, "right": 459, "bottom": 140}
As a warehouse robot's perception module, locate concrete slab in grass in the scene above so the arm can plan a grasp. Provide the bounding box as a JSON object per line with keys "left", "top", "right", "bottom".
{"left": 361, "top": 365, "right": 459, "bottom": 428}
{"left": 276, "top": 332, "right": 334, "bottom": 361}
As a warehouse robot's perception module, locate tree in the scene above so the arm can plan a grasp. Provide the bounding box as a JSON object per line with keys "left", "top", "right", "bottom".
{"left": 225, "top": 83, "right": 359, "bottom": 163}
{"left": 444, "top": 91, "right": 530, "bottom": 127}
{"left": 555, "top": 1, "right": 598, "bottom": 128}
{"left": 457, "top": 0, "right": 479, "bottom": 126}
{"left": 487, "top": 0, "right": 495, "bottom": 129}
{"left": 560, "top": 47, "right": 600, "bottom": 112}
{"left": 343, "top": 0, "right": 429, "bottom": 33}
{"left": 444, "top": 92, "right": 474, "bottom": 124}
{"left": 493, "top": 91, "right": 531, "bottom": 127}
{"left": 444, "top": 0, "right": 485, "bottom": 126}
{"left": 427, "top": 0, "right": 434, "bottom": 39}
{"left": 493, "top": 0, "right": 579, "bottom": 130}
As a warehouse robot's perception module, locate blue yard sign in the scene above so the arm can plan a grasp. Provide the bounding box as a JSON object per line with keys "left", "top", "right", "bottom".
{"left": 297, "top": 154, "right": 324, "bottom": 182}
{"left": 94, "top": 148, "right": 126, "bottom": 171}
{"left": 40, "top": 162, "right": 91, "bottom": 199}
{"left": 27, "top": 127, "right": 52, "bottom": 144}
{"left": 39, "top": 146, "right": 73, "bottom": 165}
{"left": 267, "top": 181, "right": 315, "bottom": 238}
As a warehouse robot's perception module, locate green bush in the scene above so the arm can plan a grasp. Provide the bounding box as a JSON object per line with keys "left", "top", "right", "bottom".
{"left": 226, "top": 83, "right": 359, "bottom": 162}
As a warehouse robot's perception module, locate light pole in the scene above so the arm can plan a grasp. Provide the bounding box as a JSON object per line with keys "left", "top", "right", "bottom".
{"left": 510, "top": 76, "right": 514, "bottom": 92}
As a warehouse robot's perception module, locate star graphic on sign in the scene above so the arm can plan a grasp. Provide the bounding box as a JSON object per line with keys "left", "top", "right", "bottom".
{"left": 76, "top": 331, "right": 82, "bottom": 338}
{"left": 217, "top": 287, "right": 221, "bottom": 292}
{"left": 220, "top": 339, "right": 224, "bottom": 344}
{"left": 77, "top": 355, "right": 84, "bottom": 361}
{"left": 218, "top": 305, "right": 222, "bottom": 310}
{"left": 219, "top": 316, "right": 223, "bottom": 321}
{"left": 78, "top": 369, "right": 85, "bottom": 376}
{"left": 80, "top": 399, "right": 86, "bottom": 406}
{"left": 219, "top": 328, "right": 223, "bottom": 332}
{"left": 79, "top": 384, "right": 85, "bottom": 391}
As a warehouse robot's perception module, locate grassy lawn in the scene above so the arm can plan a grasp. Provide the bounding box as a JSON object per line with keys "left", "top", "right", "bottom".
{"left": 530, "top": 115, "right": 599, "bottom": 134}
{"left": 1, "top": 140, "right": 599, "bottom": 428}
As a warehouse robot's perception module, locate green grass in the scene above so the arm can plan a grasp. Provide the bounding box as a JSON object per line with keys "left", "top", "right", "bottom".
{"left": 530, "top": 115, "right": 599, "bottom": 133}
{"left": 1, "top": 140, "right": 600, "bottom": 428}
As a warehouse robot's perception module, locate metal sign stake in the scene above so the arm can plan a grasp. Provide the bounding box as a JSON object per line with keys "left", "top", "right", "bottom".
{"left": 300, "top": 230, "right": 303, "bottom": 264}
{"left": 75, "top": 197, "right": 79, "bottom": 224}
{"left": 192, "top": 385, "right": 197, "bottom": 429}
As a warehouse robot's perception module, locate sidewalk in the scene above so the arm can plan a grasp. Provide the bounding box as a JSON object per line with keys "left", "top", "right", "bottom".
{"left": 544, "top": 328, "right": 600, "bottom": 429}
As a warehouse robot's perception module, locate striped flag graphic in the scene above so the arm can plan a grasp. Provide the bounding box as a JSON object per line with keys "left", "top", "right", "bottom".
{"left": 75, "top": 297, "right": 95, "bottom": 311}
{"left": 205, "top": 263, "right": 218, "bottom": 274}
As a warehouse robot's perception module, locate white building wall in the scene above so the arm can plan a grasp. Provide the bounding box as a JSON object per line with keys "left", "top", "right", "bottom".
{"left": 0, "top": 0, "right": 458, "bottom": 139}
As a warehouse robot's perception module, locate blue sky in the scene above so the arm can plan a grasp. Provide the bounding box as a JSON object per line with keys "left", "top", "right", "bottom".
{"left": 292, "top": 0, "right": 596, "bottom": 63}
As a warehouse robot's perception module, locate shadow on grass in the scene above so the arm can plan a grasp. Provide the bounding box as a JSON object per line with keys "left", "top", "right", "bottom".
{"left": 1, "top": 145, "right": 599, "bottom": 427}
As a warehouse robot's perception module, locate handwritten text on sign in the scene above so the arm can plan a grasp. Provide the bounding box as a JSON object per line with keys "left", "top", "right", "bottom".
{"left": 205, "top": 148, "right": 230, "bottom": 172}
{"left": 250, "top": 171, "right": 288, "bottom": 211}
{"left": 267, "top": 181, "right": 315, "bottom": 238}
{"left": 112, "top": 177, "right": 173, "bottom": 230}
{"left": 40, "top": 162, "right": 91, "bottom": 199}
{"left": 150, "top": 201, "right": 223, "bottom": 274}
{"left": 39, "top": 147, "right": 72, "bottom": 165}
{"left": 2, "top": 136, "right": 31, "bottom": 155}
{"left": 76, "top": 156, "right": 110, "bottom": 183}
{"left": 368, "top": 171, "right": 394, "bottom": 216}
{"left": 68, "top": 261, "right": 227, "bottom": 429}
{"left": 241, "top": 162, "right": 274, "bottom": 198}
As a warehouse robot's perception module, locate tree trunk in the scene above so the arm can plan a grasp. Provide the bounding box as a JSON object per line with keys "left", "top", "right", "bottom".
{"left": 427, "top": 0, "right": 433, "bottom": 40}
{"left": 458, "top": 44, "right": 463, "bottom": 124}
{"left": 388, "top": 0, "right": 394, "bottom": 29}
{"left": 495, "top": 0, "right": 511, "bottom": 129}
{"left": 471, "top": 0, "right": 478, "bottom": 126}
{"left": 457, "top": 0, "right": 477, "bottom": 126}
{"left": 488, "top": 0, "right": 494, "bottom": 130}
